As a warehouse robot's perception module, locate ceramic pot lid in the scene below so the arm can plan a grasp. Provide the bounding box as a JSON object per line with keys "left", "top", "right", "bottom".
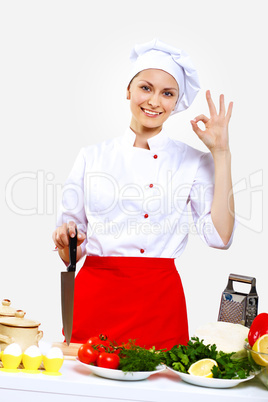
{"left": 0, "top": 299, "right": 16, "bottom": 317}
{"left": 0, "top": 310, "right": 40, "bottom": 328}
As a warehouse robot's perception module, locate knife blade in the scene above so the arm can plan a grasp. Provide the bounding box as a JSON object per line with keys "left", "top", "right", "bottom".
{"left": 61, "top": 230, "right": 77, "bottom": 346}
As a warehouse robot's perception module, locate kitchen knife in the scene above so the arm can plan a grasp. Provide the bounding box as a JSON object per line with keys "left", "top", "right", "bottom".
{"left": 61, "top": 230, "right": 77, "bottom": 346}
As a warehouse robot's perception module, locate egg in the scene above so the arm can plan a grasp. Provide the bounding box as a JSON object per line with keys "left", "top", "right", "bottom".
{"left": 2, "top": 343, "right": 22, "bottom": 369}
{"left": 4, "top": 343, "right": 22, "bottom": 356}
{"left": 46, "top": 347, "right": 63, "bottom": 359}
{"left": 22, "top": 345, "right": 42, "bottom": 371}
{"left": 43, "top": 347, "right": 64, "bottom": 373}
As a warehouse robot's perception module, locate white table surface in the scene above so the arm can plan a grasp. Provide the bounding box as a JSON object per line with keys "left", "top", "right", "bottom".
{"left": 0, "top": 360, "right": 267, "bottom": 402}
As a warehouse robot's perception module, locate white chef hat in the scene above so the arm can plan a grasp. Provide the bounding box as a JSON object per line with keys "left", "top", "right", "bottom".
{"left": 128, "top": 38, "right": 200, "bottom": 114}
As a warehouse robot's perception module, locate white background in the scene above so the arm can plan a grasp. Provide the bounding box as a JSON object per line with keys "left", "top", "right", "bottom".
{"left": 0, "top": 0, "right": 267, "bottom": 343}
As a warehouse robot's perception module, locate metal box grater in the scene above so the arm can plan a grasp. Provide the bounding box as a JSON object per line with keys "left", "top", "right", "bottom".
{"left": 218, "top": 273, "right": 258, "bottom": 328}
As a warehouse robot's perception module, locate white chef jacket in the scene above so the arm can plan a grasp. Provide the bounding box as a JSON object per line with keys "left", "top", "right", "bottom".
{"left": 57, "top": 127, "right": 235, "bottom": 258}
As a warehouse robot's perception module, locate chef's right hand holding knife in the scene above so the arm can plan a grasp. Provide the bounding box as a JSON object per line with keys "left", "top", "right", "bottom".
{"left": 52, "top": 221, "right": 86, "bottom": 264}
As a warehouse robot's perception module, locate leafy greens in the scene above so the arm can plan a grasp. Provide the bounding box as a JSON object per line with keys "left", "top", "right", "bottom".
{"left": 159, "top": 337, "right": 255, "bottom": 379}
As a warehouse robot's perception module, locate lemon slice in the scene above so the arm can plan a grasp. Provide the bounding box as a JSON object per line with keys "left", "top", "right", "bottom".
{"left": 252, "top": 334, "right": 268, "bottom": 367}
{"left": 188, "top": 358, "right": 217, "bottom": 378}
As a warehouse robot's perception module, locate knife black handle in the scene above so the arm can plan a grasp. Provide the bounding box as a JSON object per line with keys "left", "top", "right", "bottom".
{"left": 68, "top": 229, "right": 77, "bottom": 272}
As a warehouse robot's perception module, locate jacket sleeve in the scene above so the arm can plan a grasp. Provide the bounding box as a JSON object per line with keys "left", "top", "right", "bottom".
{"left": 56, "top": 148, "right": 88, "bottom": 257}
{"left": 189, "top": 151, "right": 236, "bottom": 249}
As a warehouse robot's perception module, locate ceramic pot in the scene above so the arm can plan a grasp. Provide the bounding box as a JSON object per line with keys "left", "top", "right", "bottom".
{"left": 0, "top": 310, "right": 43, "bottom": 352}
{"left": 0, "top": 299, "right": 16, "bottom": 317}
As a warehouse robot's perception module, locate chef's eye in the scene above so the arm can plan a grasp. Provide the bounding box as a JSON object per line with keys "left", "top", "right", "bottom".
{"left": 163, "top": 91, "right": 173, "bottom": 97}
{"left": 141, "top": 85, "right": 150, "bottom": 91}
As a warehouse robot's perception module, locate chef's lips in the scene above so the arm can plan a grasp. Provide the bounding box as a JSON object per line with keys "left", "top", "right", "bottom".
{"left": 61, "top": 230, "right": 77, "bottom": 346}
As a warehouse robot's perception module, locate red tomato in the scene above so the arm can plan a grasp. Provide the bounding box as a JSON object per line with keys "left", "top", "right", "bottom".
{"left": 248, "top": 313, "right": 268, "bottom": 347}
{"left": 97, "top": 352, "right": 120, "bottom": 369}
{"left": 78, "top": 344, "right": 99, "bottom": 365}
{"left": 87, "top": 335, "right": 111, "bottom": 352}
{"left": 87, "top": 336, "right": 102, "bottom": 346}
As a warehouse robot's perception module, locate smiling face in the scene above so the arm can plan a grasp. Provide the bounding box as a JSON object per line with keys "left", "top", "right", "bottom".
{"left": 127, "top": 69, "right": 179, "bottom": 136}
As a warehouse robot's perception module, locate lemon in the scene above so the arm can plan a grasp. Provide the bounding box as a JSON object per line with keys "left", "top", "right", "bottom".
{"left": 188, "top": 358, "right": 218, "bottom": 378}
{"left": 252, "top": 334, "right": 268, "bottom": 367}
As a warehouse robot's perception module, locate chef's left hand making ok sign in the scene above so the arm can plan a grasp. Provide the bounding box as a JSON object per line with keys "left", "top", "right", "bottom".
{"left": 190, "top": 90, "right": 233, "bottom": 155}
{"left": 190, "top": 90, "right": 235, "bottom": 246}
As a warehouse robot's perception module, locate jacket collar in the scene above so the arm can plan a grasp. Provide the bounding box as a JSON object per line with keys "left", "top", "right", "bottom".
{"left": 123, "top": 127, "right": 170, "bottom": 151}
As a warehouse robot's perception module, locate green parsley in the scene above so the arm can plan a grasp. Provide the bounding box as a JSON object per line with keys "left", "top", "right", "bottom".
{"left": 159, "top": 337, "right": 256, "bottom": 379}
{"left": 118, "top": 342, "right": 162, "bottom": 372}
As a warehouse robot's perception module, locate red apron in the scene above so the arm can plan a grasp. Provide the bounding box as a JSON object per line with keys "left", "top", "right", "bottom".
{"left": 69, "top": 256, "right": 189, "bottom": 350}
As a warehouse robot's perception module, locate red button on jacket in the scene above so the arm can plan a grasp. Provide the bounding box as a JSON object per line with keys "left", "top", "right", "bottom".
{"left": 153, "top": 154, "right": 158, "bottom": 159}
{"left": 140, "top": 249, "right": 145, "bottom": 254}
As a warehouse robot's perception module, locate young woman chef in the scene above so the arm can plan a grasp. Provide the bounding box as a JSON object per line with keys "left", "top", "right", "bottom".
{"left": 53, "top": 39, "right": 235, "bottom": 350}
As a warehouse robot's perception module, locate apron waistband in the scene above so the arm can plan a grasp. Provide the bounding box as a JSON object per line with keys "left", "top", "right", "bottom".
{"left": 83, "top": 256, "right": 176, "bottom": 270}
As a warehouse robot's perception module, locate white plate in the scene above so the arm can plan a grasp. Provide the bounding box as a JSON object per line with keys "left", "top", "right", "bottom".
{"left": 167, "top": 367, "right": 255, "bottom": 388}
{"left": 76, "top": 358, "right": 166, "bottom": 381}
